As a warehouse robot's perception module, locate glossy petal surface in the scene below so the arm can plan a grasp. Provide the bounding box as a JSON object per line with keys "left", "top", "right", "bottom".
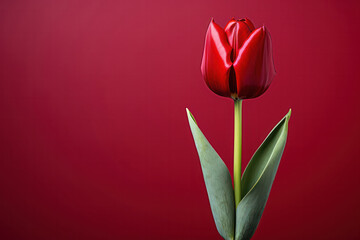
{"left": 225, "top": 19, "right": 253, "bottom": 61}
{"left": 200, "top": 18, "right": 275, "bottom": 100}
{"left": 241, "top": 18, "right": 255, "bottom": 31}
{"left": 233, "top": 27, "right": 276, "bottom": 99}
{"left": 201, "top": 20, "right": 233, "bottom": 97}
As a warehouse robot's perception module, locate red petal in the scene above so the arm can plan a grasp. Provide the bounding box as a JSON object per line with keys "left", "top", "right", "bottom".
{"left": 201, "top": 19, "right": 233, "bottom": 97}
{"left": 224, "top": 20, "right": 253, "bottom": 61}
{"left": 233, "top": 27, "right": 276, "bottom": 99}
{"left": 224, "top": 18, "right": 236, "bottom": 31}
{"left": 240, "top": 18, "right": 255, "bottom": 31}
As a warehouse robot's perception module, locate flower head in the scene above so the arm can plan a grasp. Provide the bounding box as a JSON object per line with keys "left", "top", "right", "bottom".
{"left": 201, "top": 18, "right": 276, "bottom": 99}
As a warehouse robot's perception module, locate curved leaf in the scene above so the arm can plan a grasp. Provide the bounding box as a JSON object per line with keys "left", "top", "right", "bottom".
{"left": 186, "top": 108, "right": 235, "bottom": 240}
{"left": 235, "top": 109, "right": 291, "bottom": 240}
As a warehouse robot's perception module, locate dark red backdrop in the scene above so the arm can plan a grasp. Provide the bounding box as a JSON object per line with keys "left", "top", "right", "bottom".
{"left": 1, "top": 0, "right": 360, "bottom": 239}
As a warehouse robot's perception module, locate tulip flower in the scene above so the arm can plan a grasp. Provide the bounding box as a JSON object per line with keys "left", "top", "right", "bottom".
{"left": 187, "top": 17, "right": 290, "bottom": 240}
{"left": 201, "top": 18, "right": 276, "bottom": 100}
{"left": 200, "top": 18, "right": 277, "bottom": 208}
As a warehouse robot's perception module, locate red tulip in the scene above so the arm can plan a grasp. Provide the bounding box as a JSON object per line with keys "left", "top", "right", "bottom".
{"left": 201, "top": 18, "right": 276, "bottom": 99}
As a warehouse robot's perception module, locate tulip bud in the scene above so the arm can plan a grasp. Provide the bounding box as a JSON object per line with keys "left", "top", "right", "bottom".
{"left": 201, "top": 18, "right": 276, "bottom": 100}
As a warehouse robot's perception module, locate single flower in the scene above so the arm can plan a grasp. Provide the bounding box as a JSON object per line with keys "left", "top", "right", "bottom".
{"left": 201, "top": 18, "right": 276, "bottom": 99}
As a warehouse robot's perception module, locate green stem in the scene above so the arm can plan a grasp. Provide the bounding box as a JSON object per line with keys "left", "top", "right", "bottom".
{"left": 234, "top": 99, "right": 242, "bottom": 208}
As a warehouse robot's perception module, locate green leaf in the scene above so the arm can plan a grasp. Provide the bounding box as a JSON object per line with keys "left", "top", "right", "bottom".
{"left": 186, "top": 108, "right": 235, "bottom": 240}
{"left": 235, "top": 109, "right": 291, "bottom": 240}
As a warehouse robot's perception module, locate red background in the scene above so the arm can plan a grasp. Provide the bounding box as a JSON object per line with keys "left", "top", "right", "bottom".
{"left": 0, "top": 0, "right": 360, "bottom": 239}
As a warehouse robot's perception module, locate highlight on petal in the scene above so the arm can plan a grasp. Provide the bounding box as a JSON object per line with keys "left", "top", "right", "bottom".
{"left": 224, "top": 18, "right": 236, "bottom": 30}
{"left": 240, "top": 18, "right": 255, "bottom": 31}
{"left": 201, "top": 19, "right": 233, "bottom": 98}
{"left": 224, "top": 20, "right": 253, "bottom": 61}
{"left": 233, "top": 26, "right": 276, "bottom": 99}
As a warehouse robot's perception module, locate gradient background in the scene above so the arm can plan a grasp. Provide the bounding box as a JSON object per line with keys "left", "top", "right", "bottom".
{"left": 0, "top": 0, "right": 360, "bottom": 239}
